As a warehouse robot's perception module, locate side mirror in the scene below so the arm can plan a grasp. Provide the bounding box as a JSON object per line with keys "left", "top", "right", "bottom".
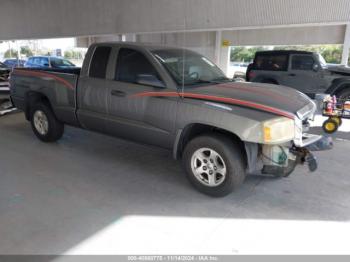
{"left": 313, "top": 63, "right": 320, "bottom": 72}
{"left": 136, "top": 74, "right": 166, "bottom": 88}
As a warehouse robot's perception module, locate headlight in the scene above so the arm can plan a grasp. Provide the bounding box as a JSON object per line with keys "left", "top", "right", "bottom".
{"left": 263, "top": 117, "right": 295, "bottom": 144}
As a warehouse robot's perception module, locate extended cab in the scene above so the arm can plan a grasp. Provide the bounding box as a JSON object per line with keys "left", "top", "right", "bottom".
{"left": 10, "top": 43, "right": 332, "bottom": 197}
{"left": 246, "top": 50, "right": 350, "bottom": 99}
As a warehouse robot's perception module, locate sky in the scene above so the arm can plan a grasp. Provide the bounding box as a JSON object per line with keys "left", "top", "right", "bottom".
{"left": 0, "top": 38, "right": 76, "bottom": 53}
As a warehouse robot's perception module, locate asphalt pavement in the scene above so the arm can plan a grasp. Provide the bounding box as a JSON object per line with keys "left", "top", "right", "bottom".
{"left": 0, "top": 112, "right": 349, "bottom": 255}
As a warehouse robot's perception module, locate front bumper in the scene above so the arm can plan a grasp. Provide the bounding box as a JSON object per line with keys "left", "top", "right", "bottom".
{"left": 295, "top": 133, "right": 322, "bottom": 148}
{"left": 260, "top": 134, "right": 333, "bottom": 177}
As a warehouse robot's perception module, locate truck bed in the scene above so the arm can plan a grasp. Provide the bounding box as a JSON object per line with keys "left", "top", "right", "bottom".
{"left": 10, "top": 67, "right": 80, "bottom": 126}
{"left": 19, "top": 67, "right": 81, "bottom": 75}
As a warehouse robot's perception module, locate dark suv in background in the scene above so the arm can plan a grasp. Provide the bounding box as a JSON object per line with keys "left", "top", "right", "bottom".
{"left": 246, "top": 50, "right": 350, "bottom": 99}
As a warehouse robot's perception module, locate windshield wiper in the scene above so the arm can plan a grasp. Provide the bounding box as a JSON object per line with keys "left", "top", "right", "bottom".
{"left": 186, "top": 78, "right": 232, "bottom": 85}
{"left": 184, "top": 79, "right": 217, "bottom": 86}
{"left": 212, "top": 77, "right": 232, "bottom": 82}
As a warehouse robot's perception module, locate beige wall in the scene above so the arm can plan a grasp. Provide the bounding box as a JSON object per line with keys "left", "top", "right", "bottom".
{"left": 0, "top": 0, "right": 350, "bottom": 40}
{"left": 137, "top": 32, "right": 216, "bottom": 61}
{"left": 223, "top": 25, "right": 347, "bottom": 46}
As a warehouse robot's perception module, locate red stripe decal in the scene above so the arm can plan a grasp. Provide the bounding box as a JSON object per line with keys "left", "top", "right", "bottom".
{"left": 216, "top": 83, "right": 293, "bottom": 104}
{"left": 132, "top": 92, "right": 295, "bottom": 119}
{"left": 13, "top": 69, "right": 75, "bottom": 90}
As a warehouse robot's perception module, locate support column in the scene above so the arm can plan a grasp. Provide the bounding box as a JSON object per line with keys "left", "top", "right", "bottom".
{"left": 341, "top": 24, "right": 350, "bottom": 66}
{"left": 220, "top": 46, "right": 231, "bottom": 77}
{"left": 123, "top": 33, "right": 136, "bottom": 42}
{"left": 215, "top": 31, "right": 231, "bottom": 76}
{"left": 214, "top": 31, "right": 222, "bottom": 65}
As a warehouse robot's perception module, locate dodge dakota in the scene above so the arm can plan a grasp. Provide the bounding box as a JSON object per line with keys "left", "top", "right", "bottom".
{"left": 9, "top": 42, "right": 332, "bottom": 197}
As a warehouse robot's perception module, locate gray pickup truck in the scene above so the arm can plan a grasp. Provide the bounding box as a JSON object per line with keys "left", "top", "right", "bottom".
{"left": 246, "top": 50, "right": 350, "bottom": 99}
{"left": 10, "top": 42, "right": 331, "bottom": 197}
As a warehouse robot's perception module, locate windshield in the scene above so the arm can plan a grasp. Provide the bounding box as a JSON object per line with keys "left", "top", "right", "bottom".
{"left": 152, "top": 49, "right": 229, "bottom": 87}
{"left": 50, "top": 57, "right": 75, "bottom": 68}
{"left": 317, "top": 53, "right": 328, "bottom": 68}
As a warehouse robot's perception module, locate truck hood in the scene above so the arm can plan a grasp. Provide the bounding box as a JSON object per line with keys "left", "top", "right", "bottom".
{"left": 183, "top": 81, "right": 315, "bottom": 119}
{"left": 326, "top": 65, "right": 350, "bottom": 76}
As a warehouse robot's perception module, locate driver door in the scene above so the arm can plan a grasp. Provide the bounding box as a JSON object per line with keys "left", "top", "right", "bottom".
{"left": 105, "top": 47, "right": 178, "bottom": 149}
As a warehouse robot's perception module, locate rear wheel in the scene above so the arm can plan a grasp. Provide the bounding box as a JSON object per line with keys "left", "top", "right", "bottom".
{"left": 30, "top": 102, "right": 64, "bottom": 142}
{"left": 182, "top": 134, "right": 246, "bottom": 197}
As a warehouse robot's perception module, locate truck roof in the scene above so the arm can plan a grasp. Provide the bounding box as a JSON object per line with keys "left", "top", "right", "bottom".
{"left": 91, "top": 41, "right": 186, "bottom": 52}
{"left": 255, "top": 50, "right": 314, "bottom": 56}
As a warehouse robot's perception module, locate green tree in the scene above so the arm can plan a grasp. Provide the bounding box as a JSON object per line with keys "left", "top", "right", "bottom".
{"left": 20, "top": 46, "right": 33, "bottom": 57}
{"left": 231, "top": 46, "right": 269, "bottom": 62}
{"left": 321, "top": 46, "right": 342, "bottom": 64}
{"left": 231, "top": 45, "right": 349, "bottom": 65}
{"left": 4, "top": 49, "right": 18, "bottom": 58}
{"left": 64, "top": 50, "right": 73, "bottom": 59}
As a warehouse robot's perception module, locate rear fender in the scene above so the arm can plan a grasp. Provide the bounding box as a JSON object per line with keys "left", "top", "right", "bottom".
{"left": 24, "top": 91, "right": 51, "bottom": 120}
{"left": 326, "top": 78, "right": 350, "bottom": 95}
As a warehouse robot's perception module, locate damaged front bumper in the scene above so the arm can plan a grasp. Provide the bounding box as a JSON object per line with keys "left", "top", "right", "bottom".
{"left": 246, "top": 100, "right": 333, "bottom": 177}
{"left": 245, "top": 134, "right": 333, "bottom": 177}
{"left": 262, "top": 100, "right": 333, "bottom": 176}
{"left": 261, "top": 135, "right": 333, "bottom": 177}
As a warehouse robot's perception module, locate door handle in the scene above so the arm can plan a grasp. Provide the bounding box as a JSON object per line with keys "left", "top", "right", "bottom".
{"left": 111, "top": 90, "right": 126, "bottom": 97}
{"left": 288, "top": 73, "right": 296, "bottom": 77}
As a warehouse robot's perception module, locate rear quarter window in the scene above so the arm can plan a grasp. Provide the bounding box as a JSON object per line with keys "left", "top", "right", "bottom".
{"left": 89, "top": 46, "right": 112, "bottom": 79}
{"left": 253, "top": 54, "right": 288, "bottom": 71}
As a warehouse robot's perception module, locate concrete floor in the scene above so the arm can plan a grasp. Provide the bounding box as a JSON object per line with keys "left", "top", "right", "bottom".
{"left": 0, "top": 113, "right": 350, "bottom": 255}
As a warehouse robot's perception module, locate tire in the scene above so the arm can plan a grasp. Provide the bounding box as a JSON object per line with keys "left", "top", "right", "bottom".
{"left": 182, "top": 134, "right": 246, "bottom": 197}
{"left": 322, "top": 118, "right": 338, "bottom": 134}
{"left": 30, "top": 102, "right": 64, "bottom": 142}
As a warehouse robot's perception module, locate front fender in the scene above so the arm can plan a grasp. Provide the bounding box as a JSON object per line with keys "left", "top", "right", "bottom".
{"left": 175, "top": 99, "right": 278, "bottom": 145}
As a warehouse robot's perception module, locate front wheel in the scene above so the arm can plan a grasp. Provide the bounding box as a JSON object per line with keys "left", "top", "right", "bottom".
{"left": 30, "top": 102, "right": 64, "bottom": 142}
{"left": 182, "top": 134, "right": 246, "bottom": 197}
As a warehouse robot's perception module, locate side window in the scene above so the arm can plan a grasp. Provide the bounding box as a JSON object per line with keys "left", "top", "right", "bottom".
{"left": 89, "top": 46, "right": 112, "bottom": 79}
{"left": 291, "top": 55, "right": 315, "bottom": 70}
{"left": 254, "top": 54, "right": 288, "bottom": 71}
{"left": 115, "top": 48, "right": 162, "bottom": 84}
{"left": 40, "top": 57, "right": 49, "bottom": 66}
{"left": 33, "top": 57, "right": 41, "bottom": 66}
